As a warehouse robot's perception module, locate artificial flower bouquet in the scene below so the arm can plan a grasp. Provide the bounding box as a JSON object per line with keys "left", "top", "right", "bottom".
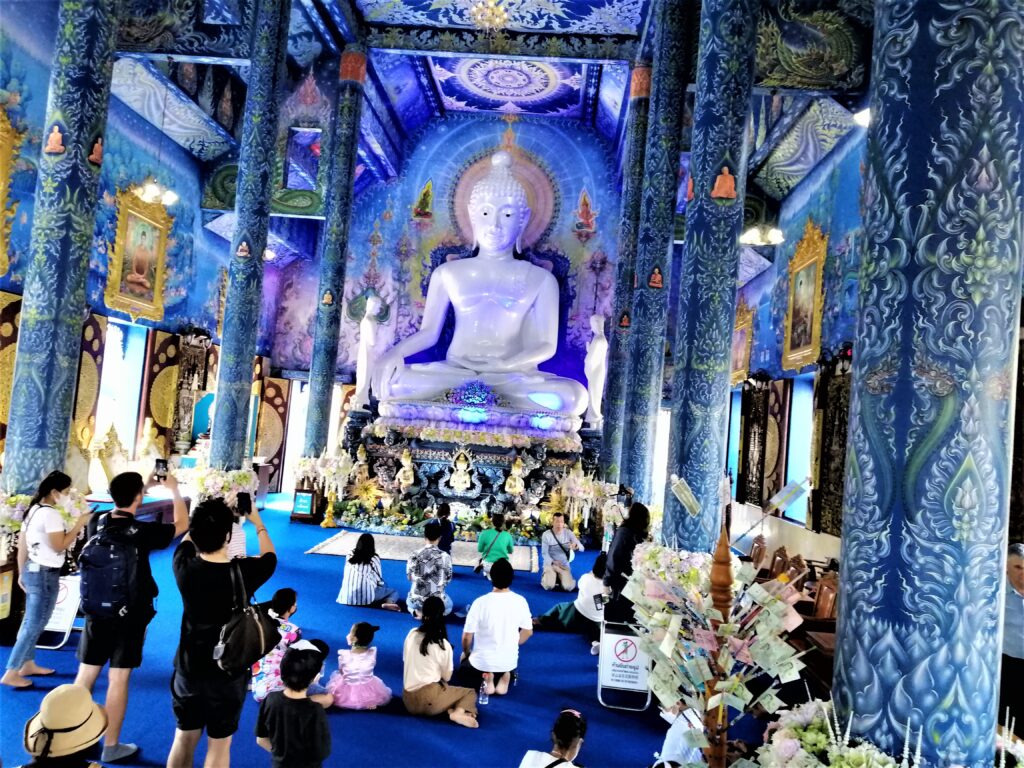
{"left": 194, "top": 467, "right": 258, "bottom": 509}
{"left": 0, "top": 491, "right": 32, "bottom": 535}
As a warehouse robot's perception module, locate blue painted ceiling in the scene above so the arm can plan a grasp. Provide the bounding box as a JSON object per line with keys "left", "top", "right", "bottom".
{"left": 350, "top": 0, "right": 652, "bottom": 36}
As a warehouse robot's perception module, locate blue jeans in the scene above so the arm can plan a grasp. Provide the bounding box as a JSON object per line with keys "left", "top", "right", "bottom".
{"left": 407, "top": 592, "right": 452, "bottom": 616}
{"left": 7, "top": 565, "right": 61, "bottom": 671}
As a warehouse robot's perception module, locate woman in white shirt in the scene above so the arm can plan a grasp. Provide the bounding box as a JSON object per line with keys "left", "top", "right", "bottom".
{"left": 519, "top": 709, "right": 588, "bottom": 768}
{"left": 401, "top": 595, "right": 478, "bottom": 728}
{"left": 534, "top": 553, "right": 607, "bottom": 654}
{"left": 2, "top": 471, "right": 91, "bottom": 688}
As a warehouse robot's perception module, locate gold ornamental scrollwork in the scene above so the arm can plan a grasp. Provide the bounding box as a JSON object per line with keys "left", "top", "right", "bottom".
{"left": 782, "top": 220, "right": 828, "bottom": 372}
{"left": 730, "top": 297, "right": 754, "bottom": 387}
{"left": 0, "top": 108, "right": 24, "bottom": 278}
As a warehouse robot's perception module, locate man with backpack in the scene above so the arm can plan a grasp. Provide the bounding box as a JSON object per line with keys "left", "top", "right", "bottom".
{"left": 74, "top": 470, "right": 188, "bottom": 763}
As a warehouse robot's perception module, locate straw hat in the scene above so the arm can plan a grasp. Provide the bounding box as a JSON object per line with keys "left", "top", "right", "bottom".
{"left": 23, "top": 684, "right": 107, "bottom": 758}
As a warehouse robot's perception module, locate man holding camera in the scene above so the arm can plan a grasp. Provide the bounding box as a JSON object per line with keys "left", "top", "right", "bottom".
{"left": 74, "top": 470, "right": 188, "bottom": 762}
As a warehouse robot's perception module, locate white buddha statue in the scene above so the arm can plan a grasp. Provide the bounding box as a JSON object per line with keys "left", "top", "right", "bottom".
{"left": 373, "top": 151, "right": 588, "bottom": 416}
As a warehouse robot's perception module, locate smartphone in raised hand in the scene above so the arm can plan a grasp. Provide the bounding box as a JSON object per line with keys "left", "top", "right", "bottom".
{"left": 154, "top": 458, "right": 168, "bottom": 481}
{"left": 237, "top": 492, "right": 253, "bottom": 517}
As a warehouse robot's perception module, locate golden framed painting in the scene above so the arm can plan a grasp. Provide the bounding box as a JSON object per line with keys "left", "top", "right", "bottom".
{"left": 783, "top": 220, "right": 828, "bottom": 371}
{"left": 730, "top": 297, "right": 753, "bottom": 386}
{"left": 0, "top": 108, "right": 23, "bottom": 278}
{"left": 105, "top": 189, "right": 172, "bottom": 322}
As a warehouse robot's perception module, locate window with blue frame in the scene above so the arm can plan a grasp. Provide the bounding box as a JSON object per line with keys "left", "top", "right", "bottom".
{"left": 784, "top": 373, "right": 815, "bottom": 524}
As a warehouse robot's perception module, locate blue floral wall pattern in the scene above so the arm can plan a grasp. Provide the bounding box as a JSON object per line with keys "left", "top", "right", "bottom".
{"left": 271, "top": 115, "right": 620, "bottom": 382}
{"left": 738, "top": 131, "right": 866, "bottom": 378}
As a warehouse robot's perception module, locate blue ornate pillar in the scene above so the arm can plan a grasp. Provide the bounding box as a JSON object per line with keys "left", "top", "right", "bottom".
{"left": 833, "top": 4, "right": 1024, "bottom": 765}
{"left": 209, "top": 0, "right": 292, "bottom": 470}
{"left": 662, "top": 0, "right": 758, "bottom": 550}
{"left": 619, "top": 0, "right": 687, "bottom": 499}
{"left": 601, "top": 63, "right": 651, "bottom": 481}
{"left": 3, "top": 0, "right": 119, "bottom": 493}
{"left": 303, "top": 47, "right": 366, "bottom": 457}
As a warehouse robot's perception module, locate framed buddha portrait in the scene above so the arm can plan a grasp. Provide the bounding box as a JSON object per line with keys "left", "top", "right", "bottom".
{"left": 731, "top": 297, "right": 753, "bottom": 387}
{"left": 783, "top": 221, "right": 827, "bottom": 371}
{"left": 105, "top": 188, "right": 172, "bottom": 322}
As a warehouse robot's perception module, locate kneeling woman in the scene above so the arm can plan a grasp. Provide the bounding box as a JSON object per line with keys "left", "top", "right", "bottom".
{"left": 337, "top": 533, "right": 400, "bottom": 610}
{"left": 534, "top": 553, "right": 607, "bottom": 652}
{"left": 402, "top": 595, "right": 478, "bottom": 728}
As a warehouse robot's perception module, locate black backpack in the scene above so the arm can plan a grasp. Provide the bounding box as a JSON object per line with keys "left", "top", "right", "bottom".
{"left": 79, "top": 514, "right": 139, "bottom": 619}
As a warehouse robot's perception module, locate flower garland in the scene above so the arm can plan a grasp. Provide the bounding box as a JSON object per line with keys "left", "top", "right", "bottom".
{"left": 193, "top": 468, "right": 258, "bottom": 509}
{"left": 0, "top": 492, "right": 32, "bottom": 535}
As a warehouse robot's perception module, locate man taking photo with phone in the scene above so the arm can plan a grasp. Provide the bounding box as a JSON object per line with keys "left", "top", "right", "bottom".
{"left": 74, "top": 470, "right": 188, "bottom": 762}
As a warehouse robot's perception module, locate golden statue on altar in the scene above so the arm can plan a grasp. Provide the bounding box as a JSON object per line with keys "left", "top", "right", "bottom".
{"left": 450, "top": 449, "right": 474, "bottom": 493}
{"left": 504, "top": 455, "right": 526, "bottom": 496}
{"left": 397, "top": 448, "right": 416, "bottom": 492}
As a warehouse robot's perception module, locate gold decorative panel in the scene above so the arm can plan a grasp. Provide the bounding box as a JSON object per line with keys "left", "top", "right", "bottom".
{"left": 106, "top": 189, "right": 172, "bottom": 322}
{"left": 0, "top": 109, "right": 22, "bottom": 278}
{"left": 783, "top": 220, "right": 828, "bottom": 371}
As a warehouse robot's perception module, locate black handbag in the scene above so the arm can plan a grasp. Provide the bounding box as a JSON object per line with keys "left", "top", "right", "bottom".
{"left": 212, "top": 562, "right": 279, "bottom": 675}
{"left": 475, "top": 531, "right": 500, "bottom": 573}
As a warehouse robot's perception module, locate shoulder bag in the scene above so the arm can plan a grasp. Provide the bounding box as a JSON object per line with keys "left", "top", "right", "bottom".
{"left": 474, "top": 531, "right": 500, "bottom": 574}
{"left": 213, "top": 561, "right": 280, "bottom": 675}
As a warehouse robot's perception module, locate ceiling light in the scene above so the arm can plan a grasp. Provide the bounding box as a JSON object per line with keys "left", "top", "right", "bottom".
{"left": 469, "top": 0, "right": 509, "bottom": 31}
{"left": 263, "top": 249, "right": 276, "bottom": 262}
{"left": 161, "top": 189, "right": 179, "bottom": 206}
{"left": 740, "top": 225, "right": 784, "bottom": 247}
{"left": 141, "top": 181, "right": 162, "bottom": 202}
{"left": 853, "top": 108, "right": 871, "bottom": 128}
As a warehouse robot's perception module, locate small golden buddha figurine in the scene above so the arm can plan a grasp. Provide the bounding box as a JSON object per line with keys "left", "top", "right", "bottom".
{"left": 648, "top": 266, "right": 663, "bottom": 289}
{"left": 450, "top": 450, "right": 473, "bottom": 493}
{"left": 87, "top": 138, "right": 103, "bottom": 165}
{"left": 686, "top": 175, "right": 694, "bottom": 201}
{"left": 710, "top": 166, "right": 737, "bottom": 199}
{"left": 504, "top": 455, "right": 526, "bottom": 496}
{"left": 236, "top": 242, "right": 250, "bottom": 258}
{"left": 352, "top": 444, "right": 371, "bottom": 485}
{"left": 44, "top": 125, "right": 65, "bottom": 155}
{"left": 397, "top": 448, "right": 415, "bottom": 492}
{"left": 322, "top": 290, "right": 334, "bottom": 306}
{"left": 619, "top": 312, "right": 630, "bottom": 328}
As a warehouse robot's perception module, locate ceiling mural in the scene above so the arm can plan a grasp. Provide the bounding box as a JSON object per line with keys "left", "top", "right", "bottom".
{"left": 430, "top": 57, "right": 588, "bottom": 118}
{"left": 111, "top": 58, "right": 236, "bottom": 162}
{"left": 352, "top": 0, "right": 651, "bottom": 36}
{"left": 754, "top": 98, "right": 854, "bottom": 201}
{"left": 369, "top": 51, "right": 434, "bottom": 137}
{"left": 287, "top": 4, "right": 325, "bottom": 69}
{"left": 595, "top": 61, "right": 628, "bottom": 146}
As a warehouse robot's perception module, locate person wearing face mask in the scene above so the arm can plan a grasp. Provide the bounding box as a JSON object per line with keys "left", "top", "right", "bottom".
{"left": 518, "top": 709, "right": 588, "bottom": 768}
{"left": 3, "top": 471, "right": 91, "bottom": 689}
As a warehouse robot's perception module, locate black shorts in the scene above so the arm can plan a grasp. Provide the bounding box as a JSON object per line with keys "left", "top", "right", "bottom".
{"left": 171, "top": 669, "right": 249, "bottom": 739}
{"left": 76, "top": 604, "right": 156, "bottom": 669}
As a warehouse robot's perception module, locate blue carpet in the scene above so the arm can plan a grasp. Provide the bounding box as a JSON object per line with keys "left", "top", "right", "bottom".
{"left": 0, "top": 497, "right": 666, "bottom": 767}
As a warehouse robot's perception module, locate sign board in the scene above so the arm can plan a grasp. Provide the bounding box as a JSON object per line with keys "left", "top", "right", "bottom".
{"left": 44, "top": 575, "right": 81, "bottom": 635}
{"left": 292, "top": 490, "right": 315, "bottom": 518}
{"left": 670, "top": 475, "right": 701, "bottom": 517}
{"left": 599, "top": 625, "right": 650, "bottom": 692}
{"left": 765, "top": 478, "right": 809, "bottom": 514}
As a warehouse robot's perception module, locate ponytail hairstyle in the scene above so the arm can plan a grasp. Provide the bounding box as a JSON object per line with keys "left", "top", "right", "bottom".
{"left": 417, "top": 595, "right": 449, "bottom": 656}
{"left": 30, "top": 471, "right": 72, "bottom": 509}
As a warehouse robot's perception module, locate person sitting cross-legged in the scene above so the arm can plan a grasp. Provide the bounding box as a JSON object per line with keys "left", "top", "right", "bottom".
{"left": 460, "top": 558, "right": 532, "bottom": 696}
{"left": 534, "top": 553, "right": 608, "bottom": 654}
{"left": 540, "top": 512, "right": 582, "bottom": 591}
{"left": 407, "top": 521, "right": 453, "bottom": 617}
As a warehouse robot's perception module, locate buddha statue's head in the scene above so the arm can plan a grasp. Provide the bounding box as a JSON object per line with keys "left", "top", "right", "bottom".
{"left": 468, "top": 151, "right": 531, "bottom": 256}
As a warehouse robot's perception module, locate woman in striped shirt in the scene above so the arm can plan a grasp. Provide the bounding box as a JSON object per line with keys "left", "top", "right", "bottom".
{"left": 337, "top": 534, "right": 401, "bottom": 610}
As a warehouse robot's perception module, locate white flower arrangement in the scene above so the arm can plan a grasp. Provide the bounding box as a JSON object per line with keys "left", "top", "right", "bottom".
{"left": 0, "top": 492, "right": 32, "bottom": 534}
{"left": 56, "top": 488, "right": 91, "bottom": 525}
{"left": 194, "top": 468, "right": 258, "bottom": 510}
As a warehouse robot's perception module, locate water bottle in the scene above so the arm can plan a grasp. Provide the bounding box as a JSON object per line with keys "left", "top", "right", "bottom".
{"left": 478, "top": 680, "right": 489, "bottom": 706}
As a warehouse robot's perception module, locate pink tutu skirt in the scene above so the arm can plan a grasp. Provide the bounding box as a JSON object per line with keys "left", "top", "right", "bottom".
{"left": 327, "top": 671, "right": 393, "bottom": 710}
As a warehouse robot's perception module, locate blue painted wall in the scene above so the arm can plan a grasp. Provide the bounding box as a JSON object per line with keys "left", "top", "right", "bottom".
{"left": 1, "top": 2, "right": 234, "bottom": 340}
{"left": 739, "top": 130, "right": 866, "bottom": 378}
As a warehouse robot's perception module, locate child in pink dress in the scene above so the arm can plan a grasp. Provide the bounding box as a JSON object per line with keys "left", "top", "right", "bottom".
{"left": 327, "top": 622, "right": 392, "bottom": 710}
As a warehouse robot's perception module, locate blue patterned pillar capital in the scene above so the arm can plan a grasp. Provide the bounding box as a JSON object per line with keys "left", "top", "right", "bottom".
{"left": 663, "top": 0, "right": 758, "bottom": 550}
{"left": 303, "top": 46, "right": 367, "bottom": 457}
{"left": 619, "top": 0, "right": 687, "bottom": 500}
{"left": 601, "top": 62, "right": 651, "bottom": 481}
{"left": 3, "top": 0, "right": 119, "bottom": 494}
{"left": 833, "top": 3, "right": 1024, "bottom": 765}
{"left": 210, "top": 0, "right": 292, "bottom": 470}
